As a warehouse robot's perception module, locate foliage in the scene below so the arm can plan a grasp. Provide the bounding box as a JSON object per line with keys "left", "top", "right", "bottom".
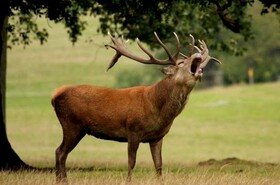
{"left": 222, "top": 2, "right": 280, "bottom": 85}
{"left": 82, "top": 0, "right": 278, "bottom": 56}
{"left": 6, "top": 0, "right": 96, "bottom": 44}
{"left": 7, "top": 12, "right": 49, "bottom": 46}
{"left": 115, "top": 66, "right": 164, "bottom": 88}
{"left": 4, "top": 1, "right": 280, "bottom": 54}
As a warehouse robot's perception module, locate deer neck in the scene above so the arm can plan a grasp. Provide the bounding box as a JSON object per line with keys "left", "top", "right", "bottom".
{"left": 150, "top": 75, "right": 195, "bottom": 121}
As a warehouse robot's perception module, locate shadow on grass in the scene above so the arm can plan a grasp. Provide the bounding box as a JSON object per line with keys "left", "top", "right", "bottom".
{"left": 15, "top": 166, "right": 127, "bottom": 174}
{"left": 3, "top": 157, "right": 279, "bottom": 175}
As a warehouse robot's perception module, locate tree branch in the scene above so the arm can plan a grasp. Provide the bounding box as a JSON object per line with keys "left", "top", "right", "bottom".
{"left": 215, "top": 1, "right": 242, "bottom": 33}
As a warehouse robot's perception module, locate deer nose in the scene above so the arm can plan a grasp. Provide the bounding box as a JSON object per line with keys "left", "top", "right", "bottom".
{"left": 191, "top": 53, "right": 202, "bottom": 65}
{"left": 195, "top": 53, "right": 202, "bottom": 57}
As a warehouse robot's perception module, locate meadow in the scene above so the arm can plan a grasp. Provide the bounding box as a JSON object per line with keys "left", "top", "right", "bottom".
{"left": 1, "top": 18, "right": 280, "bottom": 184}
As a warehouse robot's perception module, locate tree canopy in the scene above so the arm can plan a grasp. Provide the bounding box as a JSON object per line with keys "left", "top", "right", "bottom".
{"left": 5, "top": 0, "right": 280, "bottom": 54}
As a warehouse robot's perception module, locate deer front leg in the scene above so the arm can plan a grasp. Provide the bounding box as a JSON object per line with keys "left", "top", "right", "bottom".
{"left": 149, "top": 139, "right": 163, "bottom": 177}
{"left": 127, "top": 135, "right": 140, "bottom": 182}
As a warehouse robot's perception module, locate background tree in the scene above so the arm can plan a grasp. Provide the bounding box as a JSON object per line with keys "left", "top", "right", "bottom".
{"left": 222, "top": 2, "right": 280, "bottom": 84}
{"left": 0, "top": 0, "right": 279, "bottom": 170}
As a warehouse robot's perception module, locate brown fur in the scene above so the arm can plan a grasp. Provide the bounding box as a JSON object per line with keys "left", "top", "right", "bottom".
{"left": 53, "top": 61, "right": 199, "bottom": 182}
{"left": 51, "top": 85, "right": 73, "bottom": 107}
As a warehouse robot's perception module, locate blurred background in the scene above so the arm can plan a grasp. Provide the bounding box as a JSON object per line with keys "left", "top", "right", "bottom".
{"left": 2, "top": 0, "right": 280, "bottom": 170}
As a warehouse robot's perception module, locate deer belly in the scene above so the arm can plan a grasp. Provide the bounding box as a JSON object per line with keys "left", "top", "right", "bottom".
{"left": 86, "top": 123, "right": 128, "bottom": 142}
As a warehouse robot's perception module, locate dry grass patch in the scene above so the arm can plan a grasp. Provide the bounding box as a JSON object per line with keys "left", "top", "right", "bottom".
{"left": 1, "top": 158, "right": 279, "bottom": 185}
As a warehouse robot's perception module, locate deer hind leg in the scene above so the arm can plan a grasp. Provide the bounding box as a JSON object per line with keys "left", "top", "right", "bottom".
{"left": 149, "top": 139, "right": 163, "bottom": 177}
{"left": 55, "top": 125, "right": 85, "bottom": 183}
{"left": 127, "top": 135, "right": 140, "bottom": 182}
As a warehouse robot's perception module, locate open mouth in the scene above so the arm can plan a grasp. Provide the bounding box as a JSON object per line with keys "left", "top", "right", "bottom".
{"left": 190, "top": 56, "right": 203, "bottom": 79}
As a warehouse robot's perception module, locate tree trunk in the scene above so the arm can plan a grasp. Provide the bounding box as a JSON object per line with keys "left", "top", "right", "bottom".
{"left": 0, "top": 10, "right": 31, "bottom": 170}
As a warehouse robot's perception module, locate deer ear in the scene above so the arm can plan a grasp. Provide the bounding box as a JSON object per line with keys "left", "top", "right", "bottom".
{"left": 161, "top": 66, "right": 177, "bottom": 75}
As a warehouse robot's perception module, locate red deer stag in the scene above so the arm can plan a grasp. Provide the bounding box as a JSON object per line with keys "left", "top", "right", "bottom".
{"left": 52, "top": 32, "right": 220, "bottom": 182}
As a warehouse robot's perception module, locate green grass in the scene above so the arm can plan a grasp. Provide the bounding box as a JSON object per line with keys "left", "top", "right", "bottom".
{"left": 3, "top": 18, "right": 280, "bottom": 184}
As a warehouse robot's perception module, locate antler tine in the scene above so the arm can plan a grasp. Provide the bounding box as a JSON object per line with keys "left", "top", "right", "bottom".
{"left": 106, "top": 32, "right": 120, "bottom": 49}
{"left": 179, "top": 52, "right": 188, "bottom": 58}
{"left": 106, "top": 32, "right": 114, "bottom": 45}
{"left": 153, "top": 32, "right": 177, "bottom": 64}
{"left": 189, "top": 34, "right": 195, "bottom": 57}
{"left": 197, "top": 38, "right": 221, "bottom": 68}
{"left": 172, "top": 32, "right": 181, "bottom": 62}
{"left": 105, "top": 32, "right": 122, "bottom": 71}
{"left": 198, "top": 39, "right": 207, "bottom": 55}
{"left": 194, "top": 46, "right": 201, "bottom": 53}
{"left": 180, "top": 34, "right": 201, "bottom": 57}
{"left": 137, "top": 34, "right": 180, "bottom": 65}
{"left": 136, "top": 38, "right": 155, "bottom": 59}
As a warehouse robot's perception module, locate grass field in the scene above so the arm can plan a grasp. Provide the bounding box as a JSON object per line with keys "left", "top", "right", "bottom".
{"left": 2, "top": 18, "right": 280, "bottom": 184}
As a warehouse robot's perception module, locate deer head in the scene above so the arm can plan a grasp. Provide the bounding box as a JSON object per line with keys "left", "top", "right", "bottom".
{"left": 105, "top": 32, "right": 221, "bottom": 85}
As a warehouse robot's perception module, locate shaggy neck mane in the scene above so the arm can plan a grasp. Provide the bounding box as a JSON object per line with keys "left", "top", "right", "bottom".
{"left": 150, "top": 75, "right": 193, "bottom": 121}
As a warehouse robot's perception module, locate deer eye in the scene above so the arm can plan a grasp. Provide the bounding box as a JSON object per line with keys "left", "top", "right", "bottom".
{"left": 177, "top": 62, "right": 184, "bottom": 68}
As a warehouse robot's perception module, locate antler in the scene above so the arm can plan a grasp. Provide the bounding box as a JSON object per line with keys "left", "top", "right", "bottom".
{"left": 180, "top": 34, "right": 221, "bottom": 66}
{"left": 179, "top": 34, "right": 199, "bottom": 58}
{"left": 196, "top": 39, "right": 221, "bottom": 68}
{"left": 105, "top": 32, "right": 180, "bottom": 71}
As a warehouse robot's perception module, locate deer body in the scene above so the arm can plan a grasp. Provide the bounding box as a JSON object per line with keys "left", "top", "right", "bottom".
{"left": 53, "top": 75, "right": 194, "bottom": 142}
{"left": 53, "top": 32, "right": 220, "bottom": 182}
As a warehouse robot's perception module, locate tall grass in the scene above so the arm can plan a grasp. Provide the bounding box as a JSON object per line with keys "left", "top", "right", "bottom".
{"left": 3, "top": 17, "right": 280, "bottom": 184}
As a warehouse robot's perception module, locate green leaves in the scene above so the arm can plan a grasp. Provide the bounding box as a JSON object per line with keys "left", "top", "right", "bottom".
{"left": 7, "top": 12, "right": 49, "bottom": 47}
{"left": 5, "top": 0, "right": 280, "bottom": 56}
